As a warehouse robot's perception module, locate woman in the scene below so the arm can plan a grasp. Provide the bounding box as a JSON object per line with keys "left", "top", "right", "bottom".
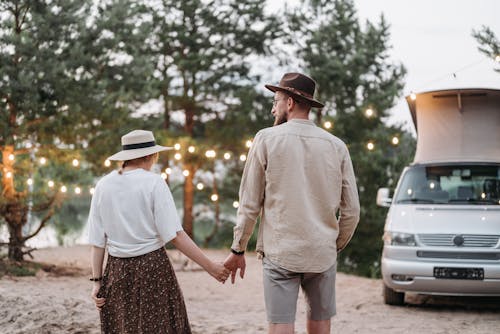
{"left": 88, "top": 130, "right": 229, "bottom": 333}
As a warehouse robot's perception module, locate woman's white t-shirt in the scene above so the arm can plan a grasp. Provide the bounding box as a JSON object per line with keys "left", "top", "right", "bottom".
{"left": 87, "top": 169, "right": 183, "bottom": 257}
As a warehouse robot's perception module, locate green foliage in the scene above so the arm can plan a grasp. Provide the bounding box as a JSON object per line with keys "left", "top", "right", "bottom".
{"left": 0, "top": 259, "right": 41, "bottom": 277}
{"left": 472, "top": 26, "right": 500, "bottom": 72}
{"left": 0, "top": 0, "right": 154, "bottom": 259}
{"left": 286, "top": 0, "right": 415, "bottom": 277}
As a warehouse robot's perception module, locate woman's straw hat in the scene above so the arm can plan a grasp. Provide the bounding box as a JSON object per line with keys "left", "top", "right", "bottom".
{"left": 107, "top": 130, "right": 172, "bottom": 161}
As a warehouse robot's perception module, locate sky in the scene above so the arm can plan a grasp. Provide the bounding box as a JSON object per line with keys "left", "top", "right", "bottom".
{"left": 266, "top": 0, "right": 500, "bottom": 132}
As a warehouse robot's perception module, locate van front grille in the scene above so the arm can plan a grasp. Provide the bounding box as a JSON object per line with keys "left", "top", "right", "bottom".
{"left": 417, "top": 251, "right": 500, "bottom": 260}
{"left": 418, "top": 234, "right": 500, "bottom": 248}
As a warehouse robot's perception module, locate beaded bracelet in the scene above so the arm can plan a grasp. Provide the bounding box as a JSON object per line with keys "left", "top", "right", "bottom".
{"left": 231, "top": 248, "right": 245, "bottom": 256}
{"left": 89, "top": 277, "right": 103, "bottom": 282}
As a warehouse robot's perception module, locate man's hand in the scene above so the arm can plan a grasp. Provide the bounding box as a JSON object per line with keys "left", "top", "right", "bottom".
{"left": 223, "top": 253, "right": 246, "bottom": 284}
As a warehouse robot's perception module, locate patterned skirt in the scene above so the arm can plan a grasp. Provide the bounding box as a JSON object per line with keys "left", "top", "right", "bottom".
{"left": 98, "top": 247, "right": 191, "bottom": 334}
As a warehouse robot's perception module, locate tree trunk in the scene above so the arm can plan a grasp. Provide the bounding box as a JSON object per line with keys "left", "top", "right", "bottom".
{"left": 2, "top": 147, "right": 29, "bottom": 261}
{"left": 182, "top": 163, "right": 195, "bottom": 238}
{"left": 7, "top": 223, "right": 24, "bottom": 261}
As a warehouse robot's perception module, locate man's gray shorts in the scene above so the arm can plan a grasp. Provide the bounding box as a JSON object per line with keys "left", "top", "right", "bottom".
{"left": 262, "top": 257, "right": 337, "bottom": 323}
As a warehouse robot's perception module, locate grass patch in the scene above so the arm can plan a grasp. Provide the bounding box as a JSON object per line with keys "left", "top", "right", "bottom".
{"left": 0, "top": 259, "right": 42, "bottom": 278}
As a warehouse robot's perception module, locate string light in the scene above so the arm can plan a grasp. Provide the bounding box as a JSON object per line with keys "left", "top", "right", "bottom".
{"left": 174, "top": 153, "right": 182, "bottom": 160}
{"left": 60, "top": 185, "right": 67, "bottom": 193}
{"left": 410, "top": 92, "right": 417, "bottom": 101}
{"left": 205, "top": 150, "right": 216, "bottom": 158}
{"left": 90, "top": 187, "right": 95, "bottom": 195}
{"left": 367, "top": 142, "right": 375, "bottom": 151}
{"left": 481, "top": 192, "right": 486, "bottom": 199}
{"left": 211, "top": 194, "right": 218, "bottom": 202}
{"left": 74, "top": 187, "right": 81, "bottom": 194}
{"left": 182, "top": 170, "right": 190, "bottom": 177}
{"left": 196, "top": 182, "right": 204, "bottom": 190}
{"left": 365, "top": 108, "right": 374, "bottom": 118}
{"left": 224, "top": 152, "right": 231, "bottom": 160}
{"left": 323, "top": 121, "right": 332, "bottom": 129}
{"left": 496, "top": 55, "right": 500, "bottom": 62}
{"left": 161, "top": 173, "right": 167, "bottom": 179}
{"left": 27, "top": 178, "right": 33, "bottom": 185}
{"left": 48, "top": 180, "right": 55, "bottom": 188}
{"left": 239, "top": 154, "right": 247, "bottom": 161}
{"left": 233, "top": 201, "right": 239, "bottom": 208}
{"left": 391, "top": 137, "right": 399, "bottom": 145}
{"left": 165, "top": 167, "right": 172, "bottom": 175}
{"left": 72, "top": 159, "right": 79, "bottom": 167}
{"left": 174, "top": 143, "right": 181, "bottom": 150}
{"left": 6, "top": 171, "right": 12, "bottom": 178}
{"left": 245, "top": 140, "right": 252, "bottom": 148}
{"left": 40, "top": 157, "right": 47, "bottom": 165}
{"left": 188, "top": 146, "right": 195, "bottom": 153}
{"left": 8, "top": 154, "right": 14, "bottom": 161}
{"left": 104, "top": 160, "right": 111, "bottom": 167}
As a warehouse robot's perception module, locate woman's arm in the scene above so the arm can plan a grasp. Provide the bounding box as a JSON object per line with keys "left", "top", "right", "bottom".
{"left": 90, "top": 246, "right": 106, "bottom": 310}
{"left": 171, "top": 231, "right": 229, "bottom": 283}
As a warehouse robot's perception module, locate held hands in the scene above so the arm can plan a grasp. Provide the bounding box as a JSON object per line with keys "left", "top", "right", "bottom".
{"left": 91, "top": 282, "right": 105, "bottom": 311}
{"left": 223, "top": 253, "right": 246, "bottom": 284}
{"left": 208, "top": 261, "right": 231, "bottom": 283}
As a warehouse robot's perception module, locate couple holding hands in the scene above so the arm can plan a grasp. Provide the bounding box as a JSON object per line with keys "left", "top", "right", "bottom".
{"left": 88, "top": 73, "right": 360, "bottom": 334}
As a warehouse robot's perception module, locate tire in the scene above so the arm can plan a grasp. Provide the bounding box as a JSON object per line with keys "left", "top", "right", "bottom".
{"left": 383, "top": 283, "right": 405, "bottom": 305}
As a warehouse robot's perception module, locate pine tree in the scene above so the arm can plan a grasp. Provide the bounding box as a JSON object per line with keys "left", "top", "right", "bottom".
{"left": 472, "top": 26, "right": 500, "bottom": 72}
{"left": 0, "top": 0, "right": 152, "bottom": 260}
{"left": 287, "top": 0, "right": 415, "bottom": 276}
{"left": 140, "top": 0, "right": 277, "bottom": 237}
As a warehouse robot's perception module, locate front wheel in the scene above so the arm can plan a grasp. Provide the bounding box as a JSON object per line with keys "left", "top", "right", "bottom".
{"left": 383, "top": 283, "right": 405, "bottom": 305}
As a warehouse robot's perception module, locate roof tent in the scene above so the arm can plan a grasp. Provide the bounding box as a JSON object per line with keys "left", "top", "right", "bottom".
{"left": 406, "top": 88, "right": 500, "bottom": 164}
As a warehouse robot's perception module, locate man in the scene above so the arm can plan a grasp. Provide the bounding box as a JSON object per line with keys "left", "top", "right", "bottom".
{"left": 224, "top": 72, "right": 360, "bottom": 334}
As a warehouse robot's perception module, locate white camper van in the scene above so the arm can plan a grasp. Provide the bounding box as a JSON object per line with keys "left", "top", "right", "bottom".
{"left": 377, "top": 88, "right": 500, "bottom": 305}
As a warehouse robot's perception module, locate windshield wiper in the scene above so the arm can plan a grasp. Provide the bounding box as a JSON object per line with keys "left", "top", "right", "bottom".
{"left": 396, "top": 198, "right": 436, "bottom": 204}
{"left": 449, "top": 198, "right": 500, "bottom": 205}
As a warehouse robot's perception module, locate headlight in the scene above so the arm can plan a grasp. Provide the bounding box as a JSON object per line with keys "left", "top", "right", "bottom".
{"left": 383, "top": 231, "right": 416, "bottom": 246}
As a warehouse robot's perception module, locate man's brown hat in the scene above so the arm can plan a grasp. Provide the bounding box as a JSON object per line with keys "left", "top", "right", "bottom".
{"left": 265, "top": 72, "right": 324, "bottom": 108}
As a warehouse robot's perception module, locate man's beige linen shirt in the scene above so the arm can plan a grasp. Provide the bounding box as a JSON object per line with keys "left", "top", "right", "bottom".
{"left": 232, "top": 119, "right": 360, "bottom": 273}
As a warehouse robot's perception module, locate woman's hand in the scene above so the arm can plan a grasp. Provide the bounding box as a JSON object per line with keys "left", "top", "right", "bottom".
{"left": 208, "top": 261, "right": 231, "bottom": 283}
{"left": 91, "top": 282, "right": 106, "bottom": 311}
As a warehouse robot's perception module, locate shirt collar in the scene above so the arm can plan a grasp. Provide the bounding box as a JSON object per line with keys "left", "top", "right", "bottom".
{"left": 288, "top": 119, "right": 316, "bottom": 126}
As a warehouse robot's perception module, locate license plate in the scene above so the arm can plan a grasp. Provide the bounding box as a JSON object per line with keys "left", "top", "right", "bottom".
{"left": 433, "top": 267, "right": 484, "bottom": 280}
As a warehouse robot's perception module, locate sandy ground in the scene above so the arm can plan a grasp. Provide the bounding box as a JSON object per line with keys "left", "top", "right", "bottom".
{"left": 1, "top": 245, "right": 499, "bottom": 334}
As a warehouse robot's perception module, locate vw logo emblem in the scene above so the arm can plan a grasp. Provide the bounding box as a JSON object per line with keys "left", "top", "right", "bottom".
{"left": 453, "top": 235, "right": 465, "bottom": 246}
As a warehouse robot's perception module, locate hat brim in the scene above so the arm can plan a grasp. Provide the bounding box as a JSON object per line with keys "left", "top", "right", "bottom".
{"left": 107, "top": 145, "right": 173, "bottom": 161}
{"left": 265, "top": 84, "right": 325, "bottom": 108}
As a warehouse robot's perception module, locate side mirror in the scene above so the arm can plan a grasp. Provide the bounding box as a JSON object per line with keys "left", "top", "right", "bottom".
{"left": 376, "top": 188, "right": 392, "bottom": 207}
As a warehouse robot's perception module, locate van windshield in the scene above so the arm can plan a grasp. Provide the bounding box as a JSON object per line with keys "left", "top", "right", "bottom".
{"left": 395, "top": 164, "right": 500, "bottom": 205}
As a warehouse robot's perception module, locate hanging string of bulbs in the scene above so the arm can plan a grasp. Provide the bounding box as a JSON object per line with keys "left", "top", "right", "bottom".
{"left": 4, "top": 108, "right": 401, "bottom": 204}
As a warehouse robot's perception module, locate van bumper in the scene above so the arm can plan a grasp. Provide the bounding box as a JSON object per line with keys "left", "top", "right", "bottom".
{"left": 382, "top": 248, "right": 500, "bottom": 296}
